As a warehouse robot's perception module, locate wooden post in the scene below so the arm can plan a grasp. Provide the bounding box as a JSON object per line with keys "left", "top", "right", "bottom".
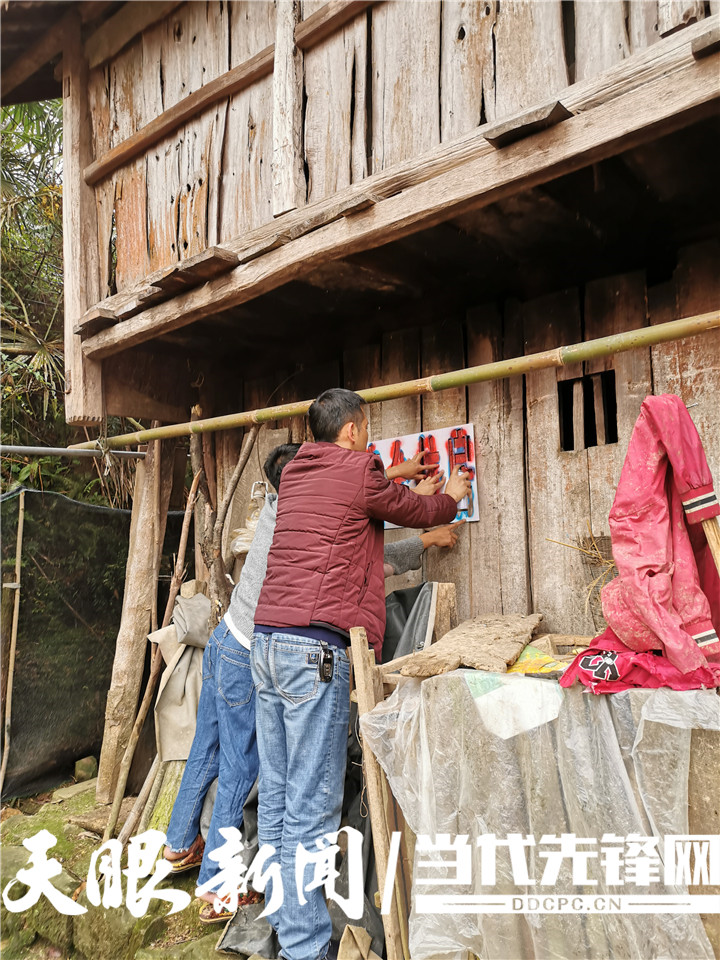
{"left": 96, "top": 439, "right": 174, "bottom": 803}
{"left": 350, "top": 627, "right": 406, "bottom": 960}
{"left": 61, "top": 13, "right": 104, "bottom": 423}
{"left": 272, "top": 0, "right": 305, "bottom": 217}
{"left": 0, "top": 492, "right": 26, "bottom": 797}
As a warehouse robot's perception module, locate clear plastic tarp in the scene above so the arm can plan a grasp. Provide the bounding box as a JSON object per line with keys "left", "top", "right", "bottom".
{"left": 360, "top": 672, "right": 720, "bottom": 960}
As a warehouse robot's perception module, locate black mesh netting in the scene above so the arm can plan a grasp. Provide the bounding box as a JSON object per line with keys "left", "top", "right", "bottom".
{"left": 1, "top": 488, "right": 189, "bottom": 799}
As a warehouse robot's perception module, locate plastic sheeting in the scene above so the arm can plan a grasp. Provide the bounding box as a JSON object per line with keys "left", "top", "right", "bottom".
{"left": 360, "top": 673, "right": 720, "bottom": 960}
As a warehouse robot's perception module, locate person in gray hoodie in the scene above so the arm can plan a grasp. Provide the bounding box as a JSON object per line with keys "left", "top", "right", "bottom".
{"left": 163, "top": 442, "right": 462, "bottom": 922}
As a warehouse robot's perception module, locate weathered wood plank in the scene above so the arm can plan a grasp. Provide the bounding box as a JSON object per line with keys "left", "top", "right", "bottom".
{"left": 97, "top": 438, "right": 175, "bottom": 803}
{"left": 219, "top": 1, "right": 276, "bottom": 239}
{"left": 381, "top": 328, "right": 423, "bottom": 596}
{"left": 574, "top": 0, "right": 630, "bottom": 82}
{"left": 371, "top": 0, "right": 441, "bottom": 171}
{"left": 273, "top": 1, "right": 306, "bottom": 217}
{"left": 82, "top": 26, "right": 720, "bottom": 356}
{"left": 466, "top": 303, "right": 529, "bottom": 616}
{"left": 493, "top": 0, "right": 568, "bottom": 115}
{"left": 584, "top": 271, "right": 651, "bottom": 539}
{"left": 343, "top": 342, "right": 383, "bottom": 445}
{"left": 421, "top": 320, "right": 472, "bottom": 622}
{"left": 628, "top": 1, "right": 661, "bottom": 53}
{"left": 524, "top": 289, "right": 595, "bottom": 635}
{"left": 304, "top": 8, "right": 368, "bottom": 202}
{"left": 440, "top": 0, "right": 497, "bottom": 136}
{"left": 84, "top": 1, "right": 182, "bottom": 70}
{"left": 62, "top": 16, "right": 104, "bottom": 423}
{"left": 650, "top": 240, "right": 720, "bottom": 477}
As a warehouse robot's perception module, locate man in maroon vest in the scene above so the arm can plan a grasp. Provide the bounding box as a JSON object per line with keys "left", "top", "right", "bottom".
{"left": 251, "top": 388, "right": 470, "bottom": 960}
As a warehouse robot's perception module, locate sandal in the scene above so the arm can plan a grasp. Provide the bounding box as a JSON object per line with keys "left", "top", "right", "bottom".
{"left": 197, "top": 889, "right": 263, "bottom": 924}
{"left": 198, "top": 896, "right": 236, "bottom": 925}
{"left": 166, "top": 834, "right": 205, "bottom": 873}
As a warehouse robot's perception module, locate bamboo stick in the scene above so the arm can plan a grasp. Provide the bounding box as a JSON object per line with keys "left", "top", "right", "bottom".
{"left": 0, "top": 492, "right": 26, "bottom": 798}
{"left": 71, "top": 311, "right": 720, "bottom": 452}
{"left": 702, "top": 516, "right": 720, "bottom": 578}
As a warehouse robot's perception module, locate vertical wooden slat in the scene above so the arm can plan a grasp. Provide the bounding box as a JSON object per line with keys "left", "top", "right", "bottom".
{"left": 628, "top": 0, "right": 661, "bottom": 53}
{"left": 584, "top": 271, "right": 651, "bottom": 538}
{"left": 220, "top": 1, "right": 276, "bottom": 239}
{"left": 62, "top": 14, "right": 104, "bottom": 422}
{"left": 651, "top": 240, "right": 720, "bottom": 481}
{"left": 304, "top": 4, "right": 368, "bottom": 201}
{"left": 273, "top": 0, "right": 306, "bottom": 216}
{"left": 574, "top": 0, "right": 630, "bottom": 82}
{"left": 466, "top": 303, "right": 529, "bottom": 616}
{"left": 381, "top": 328, "right": 423, "bottom": 595}
{"left": 440, "top": 0, "right": 497, "bottom": 137}
{"left": 344, "top": 342, "right": 382, "bottom": 443}
{"left": 493, "top": 0, "right": 568, "bottom": 116}
{"left": 524, "top": 289, "right": 595, "bottom": 635}
{"left": 420, "top": 320, "right": 472, "bottom": 623}
{"left": 371, "top": 0, "right": 441, "bottom": 172}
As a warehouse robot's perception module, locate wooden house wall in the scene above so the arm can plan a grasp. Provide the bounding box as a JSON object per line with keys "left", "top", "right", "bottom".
{"left": 222, "top": 239, "right": 720, "bottom": 633}
{"left": 85, "top": 0, "right": 716, "bottom": 299}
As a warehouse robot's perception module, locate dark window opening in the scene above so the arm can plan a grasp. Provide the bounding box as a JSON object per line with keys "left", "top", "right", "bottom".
{"left": 558, "top": 369, "right": 618, "bottom": 452}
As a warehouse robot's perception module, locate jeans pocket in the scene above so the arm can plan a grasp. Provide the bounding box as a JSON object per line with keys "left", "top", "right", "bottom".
{"left": 218, "top": 653, "right": 254, "bottom": 707}
{"left": 271, "top": 638, "right": 320, "bottom": 705}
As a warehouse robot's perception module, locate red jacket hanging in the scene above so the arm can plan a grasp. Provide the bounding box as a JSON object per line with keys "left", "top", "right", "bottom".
{"left": 600, "top": 394, "right": 720, "bottom": 673}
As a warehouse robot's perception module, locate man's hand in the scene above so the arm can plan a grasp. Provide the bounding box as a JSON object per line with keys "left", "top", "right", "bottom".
{"left": 414, "top": 469, "right": 445, "bottom": 496}
{"left": 444, "top": 465, "right": 472, "bottom": 503}
{"left": 420, "top": 519, "right": 465, "bottom": 550}
{"left": 386, "top": 450, "right": 430, "bottom": 482}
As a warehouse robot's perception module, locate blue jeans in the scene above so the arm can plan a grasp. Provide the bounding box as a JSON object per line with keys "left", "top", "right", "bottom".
{"left": 251, "top": 631, "right": 350, "bottom": 960}
{"left": 166, "top": 620, "right": 258, "bottom": 887}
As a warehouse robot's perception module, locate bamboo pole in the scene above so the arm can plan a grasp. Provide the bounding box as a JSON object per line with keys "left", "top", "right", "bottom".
{"left": 71, "top": 311, "right": 719, "bottom": 452}
{"left": 0, "top": 491, "right": 26, "bottom": 798}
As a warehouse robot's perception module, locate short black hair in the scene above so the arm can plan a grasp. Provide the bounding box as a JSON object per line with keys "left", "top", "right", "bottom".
{"left": 263, "top": 443, "right": 301, "bottom": 491}
{"left": 308, "top": 388, "right": 365, "bottom": 443}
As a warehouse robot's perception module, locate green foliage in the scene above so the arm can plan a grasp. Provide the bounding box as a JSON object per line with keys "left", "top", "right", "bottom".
{"left": 1, "top": 101, "right": 135, "bottom": 506}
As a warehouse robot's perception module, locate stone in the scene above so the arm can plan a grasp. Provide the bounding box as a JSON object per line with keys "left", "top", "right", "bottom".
{"left": 25, "top": 863, "right": 79, "bottom": 951}
{"left": 75, "top": 757, "right": 99, "bottom": 782}
{"left": 400, "top": 612, "right": 544, "bottom": 676}
{"left": 50, "top": 778, "right": 97, "bottom": 803}
{"left": 1, "top": 807, "right": 24, "bottom": 823}
{"left": 73, "top": 892, "right": 168, "bottom": 960}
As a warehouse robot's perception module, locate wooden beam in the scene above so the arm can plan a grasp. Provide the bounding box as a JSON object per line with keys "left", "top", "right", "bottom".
{"left": 272, "top": 1, "right": 305, "bottom": 217}
{"left": 483, "top": 99, "right": 572, "bottom": 148}
{"left": 295, "top": 0, "right": 376, "bottom": 49}
{"left": 84, "top": 1, "right": 183, "bottom": 70}
{"left": 83, "top": 0, "right": 380, "bottom": 187}
{"left": 62, "top": 14, "right": 104, "bottom": 422}
{"left": 0, "top": 2, "right": 113, "bottom": 101}
{"left": 81, "top": 30, "right": 720, "bottom": 360}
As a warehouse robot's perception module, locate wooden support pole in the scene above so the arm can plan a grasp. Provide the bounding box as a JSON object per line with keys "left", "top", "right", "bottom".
{"left": 96, "top": 438, "right": 174, "bottom": 804}
{"left": 702, "top": 516, "right": 720, "bottom": 577}
{"left": 103, "top": 471, "right": 200, "bottom": 838}
{"left": 61, "top": 14, "right": 104, "bottom": 423}
{"left": 72, "top": 310, "right": 720, "bottom": 450}
{"left": 272, "top": 1, "right": 305, "bottom": 217}
{"left": 350, "top": 627, "right": 406, "bottom": 960}
{"left": 0, "top": 492, "right": 26, "bottom": 798}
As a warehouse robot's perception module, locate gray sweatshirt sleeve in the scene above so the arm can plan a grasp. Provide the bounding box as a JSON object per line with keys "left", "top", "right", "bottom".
{"left": 384, "top": 536, "right": 424, "bottom": 576}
